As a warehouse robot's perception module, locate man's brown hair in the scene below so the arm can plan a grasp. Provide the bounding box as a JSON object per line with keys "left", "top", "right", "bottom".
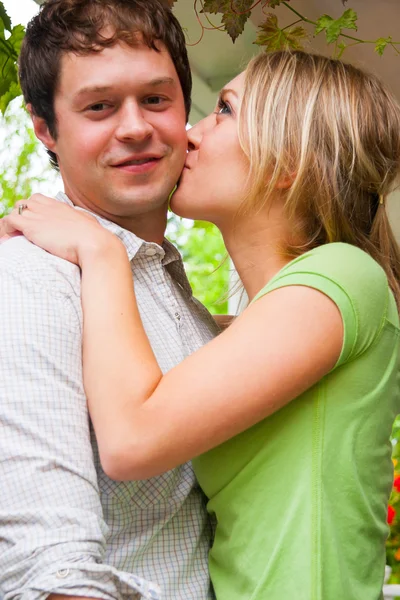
{"left": 19, "top": 0, "right": 192, "bottom": 168}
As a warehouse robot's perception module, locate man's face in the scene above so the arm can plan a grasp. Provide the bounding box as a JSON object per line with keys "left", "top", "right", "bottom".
{"left": 35, "top": 40, "right": 188, "bottom": 233}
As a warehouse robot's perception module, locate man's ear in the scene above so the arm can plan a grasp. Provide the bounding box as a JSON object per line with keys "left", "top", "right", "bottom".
{"left": 27, "top": 103, "right": 57, "bottom": 152}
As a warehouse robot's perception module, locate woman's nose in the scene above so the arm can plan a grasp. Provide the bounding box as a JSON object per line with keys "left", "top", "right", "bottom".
{"left": 187, "top": 113, "right": 215, "bottom": 150}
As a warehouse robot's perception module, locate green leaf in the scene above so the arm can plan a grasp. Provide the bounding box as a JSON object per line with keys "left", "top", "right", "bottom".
{"left": 254, "top": 14, "right": 281, "bottom": 51}
{"left": 0, "top": 81, "right": 21, "bottom": 115}
{"left": 8, "top": 24, "right": 25, "bottom": 56}
{"left": 337, "top": 41, "right": 347, "bottom": 58}
{"left": 315, "top": 8, "right": 358, "bottom": 44}
{"left": 0, "top": 57, "right": 17, "bottom": 97}
{"left": 0, "top": 24, "right": 24, "bottom": 114}
{"left": 0, "top": 1, "right": 12, "bottom": 33}
{"left": 267, "top": 0, "right": 289, "bottom": 7}
{"left": 375, "top": 36, "right": 391, "bottom": 56}
{"left": 255, "top": 13, "right": 307, "bottom": 52}
{"left": 202, "top": 0, "right": 253, "bottom": 43}
{"left": 285, "top": 25, "right": 308, "bottom": 49}
{"left": 201, "top": 0, "right": 227, "bottom": 11}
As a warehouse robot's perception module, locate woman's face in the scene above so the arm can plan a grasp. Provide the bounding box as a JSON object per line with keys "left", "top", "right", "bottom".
{"left": 170, "top": 71, "right": 249, "bottom": 224}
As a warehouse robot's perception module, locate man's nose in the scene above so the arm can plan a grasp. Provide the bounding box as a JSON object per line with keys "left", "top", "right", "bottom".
{"left": 115, "top": 102, "right": 154, "bottom": 143}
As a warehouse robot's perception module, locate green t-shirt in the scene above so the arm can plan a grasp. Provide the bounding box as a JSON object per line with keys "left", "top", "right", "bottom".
{"left": 193, "top": 242, "right": 400, "bottom": 600}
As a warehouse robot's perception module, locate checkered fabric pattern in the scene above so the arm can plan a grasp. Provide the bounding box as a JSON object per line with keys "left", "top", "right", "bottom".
{"left": 0, "top": 192, "right": 219, "bottom": 600}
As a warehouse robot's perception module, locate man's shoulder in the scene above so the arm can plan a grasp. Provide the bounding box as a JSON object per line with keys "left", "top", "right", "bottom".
{"left": 0, "top": 236, "right": 81, "bottom": 298}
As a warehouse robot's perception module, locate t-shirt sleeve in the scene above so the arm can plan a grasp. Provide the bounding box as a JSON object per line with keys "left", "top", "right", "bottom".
{"left": 252, "top": 243, "right": 389, "bottom": 368}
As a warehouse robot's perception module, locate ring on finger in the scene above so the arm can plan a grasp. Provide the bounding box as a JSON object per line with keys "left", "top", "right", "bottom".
{"left": 17, "top": 204, "right": 28, "bottom": 216}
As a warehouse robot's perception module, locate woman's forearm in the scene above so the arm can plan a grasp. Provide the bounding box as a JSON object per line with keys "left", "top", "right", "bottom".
{"left": 79, "top": 238, "right": 163, "bottom": 475}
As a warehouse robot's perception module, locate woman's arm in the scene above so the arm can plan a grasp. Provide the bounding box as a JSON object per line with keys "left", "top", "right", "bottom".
{"left": 2, "top": 197, "right": 343, "bottom": 480}
{"left": 79, "top": 241, "right": 343, "bottom": 480}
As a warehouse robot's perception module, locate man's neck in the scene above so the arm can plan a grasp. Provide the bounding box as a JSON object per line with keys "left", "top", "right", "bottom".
{"left": 109, "top": 211, "right": 168, "bottom": 245}
{"left": 59, "top": 190, "right": 168, "bottom": 246}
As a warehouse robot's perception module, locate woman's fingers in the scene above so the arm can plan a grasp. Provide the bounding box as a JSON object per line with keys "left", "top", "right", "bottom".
{"left": 0, "top": 195, "right": 110, "bottom": 265}
{"left": 0, "top": 195, "right": 111, "bottom": 264}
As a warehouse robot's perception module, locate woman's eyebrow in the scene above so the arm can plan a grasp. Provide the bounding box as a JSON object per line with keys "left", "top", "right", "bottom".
{"left": 220, "top": 88, "right": 238, "bottom": 97}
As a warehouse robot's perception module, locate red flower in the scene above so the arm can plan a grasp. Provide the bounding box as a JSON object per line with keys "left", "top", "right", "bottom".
{"left": 388, "top": 505, "right": 396, "bottom": 525}
{"left": 394, "top": 477, "right": 400, "bottom": 493}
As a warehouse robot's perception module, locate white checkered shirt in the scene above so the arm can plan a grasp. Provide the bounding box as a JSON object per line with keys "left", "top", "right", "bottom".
{"left": 0, "top": 192, "right": 219, "bottom": 600}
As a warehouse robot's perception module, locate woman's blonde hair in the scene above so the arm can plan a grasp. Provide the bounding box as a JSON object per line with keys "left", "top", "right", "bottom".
{"left": 238, "top": 50, "right": 400, "bottom": 310}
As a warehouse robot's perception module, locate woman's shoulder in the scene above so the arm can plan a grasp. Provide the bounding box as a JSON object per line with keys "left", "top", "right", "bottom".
{"left": 277, "top": 242, "right": 388, "bottom": 303}
{"left": 287, "top": 242, "right": 385, "bottom": 277}
{"left": 258, "top": 242, "right": 394, "bottom": 363}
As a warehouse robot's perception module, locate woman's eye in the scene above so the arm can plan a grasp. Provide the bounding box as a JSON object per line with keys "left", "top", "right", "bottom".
{"left": 216, "top": 99, "right": 231, "bottom": 115}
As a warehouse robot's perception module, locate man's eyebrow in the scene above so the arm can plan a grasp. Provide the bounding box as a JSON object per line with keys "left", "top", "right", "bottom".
{"left": 74, "top": 78, "right": 176, "bottom": 98}
{"left": 148, "top": 77, "right": 176, "bottom": 87}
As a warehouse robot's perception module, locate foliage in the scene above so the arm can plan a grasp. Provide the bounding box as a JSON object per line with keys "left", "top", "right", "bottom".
{"left": 167, "top": 215, "right": 229, "bottom": 313}
{"left": 0, "top": 99, "right": 58, "bottom": 218}
{"left": 387, "top": 417, "right": 400, "bottom": 583}
{"left": 314, "top": 9, "right": 357, "bottom": 44}
{"left": 0, "top": 2, "right": 23, "bottom": 115}
{"left": 202, "top": 0, "right": 253, "bottom": 43}
{"left": 254, "top": 13, "right": 307, "bottom": 52}
{"left": 194, "top": 0, "right": 400, "bottom": 60}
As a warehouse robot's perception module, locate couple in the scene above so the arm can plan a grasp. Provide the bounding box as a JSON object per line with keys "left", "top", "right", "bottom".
{"left": 1, "top": 0, "right": 400, "bottom": 599}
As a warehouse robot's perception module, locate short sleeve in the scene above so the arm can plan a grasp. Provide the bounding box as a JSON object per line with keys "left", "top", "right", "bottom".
{"left": 252, "top": 243, "right": 389, "bottom": 368}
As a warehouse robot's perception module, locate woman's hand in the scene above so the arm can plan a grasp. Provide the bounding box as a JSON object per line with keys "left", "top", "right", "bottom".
{"left": 0, "top": 194, "right": 118, "bottom": 266}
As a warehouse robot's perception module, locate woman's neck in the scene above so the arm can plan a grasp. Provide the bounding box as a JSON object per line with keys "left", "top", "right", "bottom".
{"left": 220, "top": 208, "right": 291, "bottom": 302}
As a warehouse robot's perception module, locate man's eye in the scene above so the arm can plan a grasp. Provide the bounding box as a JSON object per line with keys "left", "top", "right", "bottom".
{"left": 89, "top": 103, "right": 110, "bottom": 112}
{"left": 144, "top": 97, "right": 164, "bottom": 106}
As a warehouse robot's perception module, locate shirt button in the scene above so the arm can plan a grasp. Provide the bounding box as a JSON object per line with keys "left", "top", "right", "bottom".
{"left": 145, "top": 248, "right": 157, "bottom": 257}
{"left": 56, "top": 568, "right": 70, "bottom": 579}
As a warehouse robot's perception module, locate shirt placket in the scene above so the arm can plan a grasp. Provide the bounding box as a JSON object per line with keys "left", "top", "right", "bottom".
{"left": 141, "top": 244, "right": 184, "bottom": 332}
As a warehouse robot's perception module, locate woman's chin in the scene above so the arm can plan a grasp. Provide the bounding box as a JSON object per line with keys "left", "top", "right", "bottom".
{"left": 169, "top": 200, "right": 195, "bottom": 220}
{"left": 169, "top": 188, "right": 196, "bottom": 220}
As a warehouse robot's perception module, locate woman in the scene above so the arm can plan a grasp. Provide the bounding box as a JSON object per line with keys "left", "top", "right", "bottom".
{"left": 3, "top": 51, "right": 400, "bottom": 599}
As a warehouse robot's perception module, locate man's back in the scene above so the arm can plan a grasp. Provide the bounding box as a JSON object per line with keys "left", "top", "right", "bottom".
{"left": 0, "top": 210, "right": 218, "bottom": 600}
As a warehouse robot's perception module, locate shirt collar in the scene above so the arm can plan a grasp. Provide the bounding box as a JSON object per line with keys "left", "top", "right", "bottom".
{"left": 55, "top": 191, "right": 181, "bottom": 267}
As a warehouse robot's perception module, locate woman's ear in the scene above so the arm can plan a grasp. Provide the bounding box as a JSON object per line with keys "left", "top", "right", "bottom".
{"left": 275, "top": 172, "right": 295, "bottom": 190}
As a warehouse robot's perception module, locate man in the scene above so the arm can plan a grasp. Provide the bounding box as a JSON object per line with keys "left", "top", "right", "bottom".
{"left": 0, "top": 1, "right": 218, "bottom": 599}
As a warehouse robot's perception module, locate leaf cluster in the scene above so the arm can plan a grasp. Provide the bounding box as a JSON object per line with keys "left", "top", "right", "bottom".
{"left": 0, "top": 1, "right": 24, "bottom": 115}
{"left": 254, "top": 13, "right": 307, "bottom": 52}
{"left": 386, "top": 417, "right": 400, "bottom": 581}
{"left": 201, "top": 0, "right": 254, "bottom": 43}
{"left": 254, "top": 7, "right": 361, "bottom": 55}
{"left": 0, "top": 101, "right": 58, "bottom": 217}
{"left": 167, "top": 215, "right": 229, "bottom": 313}
{"left": 199, "top": 0, "right": 398, "bottom": 58}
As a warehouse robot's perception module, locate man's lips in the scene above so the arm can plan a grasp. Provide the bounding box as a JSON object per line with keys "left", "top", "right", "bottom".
{"left": 111, "top": 156, "right": 162, "bottom": 174}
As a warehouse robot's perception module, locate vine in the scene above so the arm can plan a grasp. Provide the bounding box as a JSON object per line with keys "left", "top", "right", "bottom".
{"left": 188, "top": 0, "right": 399, "bottom": 59}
